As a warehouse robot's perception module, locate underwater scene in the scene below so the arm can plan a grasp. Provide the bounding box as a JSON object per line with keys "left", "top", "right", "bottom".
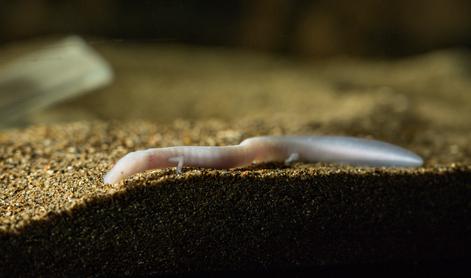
{"left": 0, "top": 1, "right": 470, "bottom": 276}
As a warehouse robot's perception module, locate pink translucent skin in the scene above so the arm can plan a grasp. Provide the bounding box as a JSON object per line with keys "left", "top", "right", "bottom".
{"left": 103, "top": 136, "right": 423, "bottom": 184}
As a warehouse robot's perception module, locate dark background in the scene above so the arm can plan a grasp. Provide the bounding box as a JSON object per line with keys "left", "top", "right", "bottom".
{"left": 1, "top": 0, "right": 470, "bottom": 58}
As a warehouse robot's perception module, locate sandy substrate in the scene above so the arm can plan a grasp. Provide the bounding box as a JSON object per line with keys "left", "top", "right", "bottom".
{"left": 0, "top": 41, "right": 470, "bottom": 276}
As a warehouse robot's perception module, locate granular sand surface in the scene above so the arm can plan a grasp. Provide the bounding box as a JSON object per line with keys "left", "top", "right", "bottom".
{"left": 1, "top": 116, "right": 469, "bottom": 233}
{"left": 1, "top": 118, "right": 470, "bottom": 276}
{"left": 0, "top": 42, "right": 470, "bottom": 275}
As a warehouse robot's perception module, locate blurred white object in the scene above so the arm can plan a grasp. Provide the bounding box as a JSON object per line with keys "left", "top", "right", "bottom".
{"left": 0, "top": 36, "right": 113, "bottom": 127}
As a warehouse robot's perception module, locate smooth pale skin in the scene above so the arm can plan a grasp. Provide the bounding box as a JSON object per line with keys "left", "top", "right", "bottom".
{"left": 103, "top": 136, "right": 423, "bottom": 184}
